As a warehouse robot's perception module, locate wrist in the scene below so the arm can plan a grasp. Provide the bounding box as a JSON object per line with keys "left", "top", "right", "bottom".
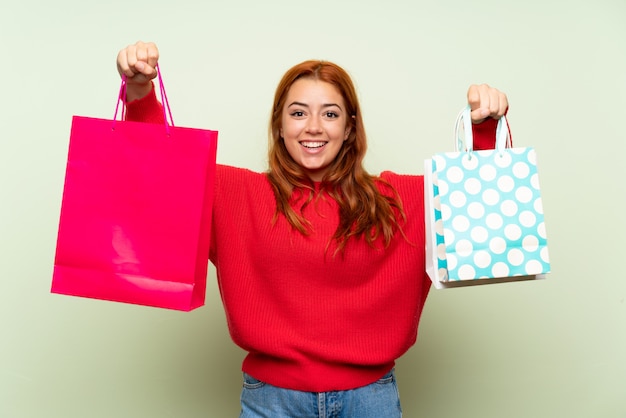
{"left": 124, "top": 81, "right": 153, "bottom": 103}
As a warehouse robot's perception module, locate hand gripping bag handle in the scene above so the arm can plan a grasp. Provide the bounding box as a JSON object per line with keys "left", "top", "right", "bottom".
{"left": 454, "top": 105, "right": 511, "bottom": 154}
{"left": 112, "top": 64, "right": 174, "bottom": 134}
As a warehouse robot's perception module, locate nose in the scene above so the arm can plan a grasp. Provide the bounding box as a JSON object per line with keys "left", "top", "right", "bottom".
{"left": 305, "top": 115, "right": 323, "bottom": 134}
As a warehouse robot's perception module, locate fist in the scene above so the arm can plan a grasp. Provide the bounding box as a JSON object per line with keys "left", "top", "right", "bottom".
{"left": 467, "top": 84, "right": 508, "bottom": 123}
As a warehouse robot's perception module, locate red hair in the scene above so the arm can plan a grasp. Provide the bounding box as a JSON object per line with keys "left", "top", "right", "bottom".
{"left": 267, "top": 60, "right": 406, "bottom": 253}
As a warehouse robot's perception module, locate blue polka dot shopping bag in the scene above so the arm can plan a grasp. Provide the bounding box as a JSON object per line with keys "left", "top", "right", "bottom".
{"left": 425, "top": 107, "right": 550, "bottom": 288}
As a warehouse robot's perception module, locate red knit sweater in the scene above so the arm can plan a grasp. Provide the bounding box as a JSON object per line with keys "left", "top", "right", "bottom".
{"left": 126, "top": 85, "right": 497, "bottom": 392}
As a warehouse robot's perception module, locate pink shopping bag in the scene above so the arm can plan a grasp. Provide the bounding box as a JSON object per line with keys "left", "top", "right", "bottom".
{"left": 52, "top": 67, "right": 218, "bottom": 311}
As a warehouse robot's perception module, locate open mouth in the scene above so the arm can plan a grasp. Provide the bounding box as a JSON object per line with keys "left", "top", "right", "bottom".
{"left": 300, "top": 141, "right": 327, "bottom": 149}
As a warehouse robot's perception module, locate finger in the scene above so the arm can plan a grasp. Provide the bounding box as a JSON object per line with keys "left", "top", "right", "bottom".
{"left": 467, "top": 84, "right": 481, "bottom": 111}
{"left": 467, "top": 84, "right": 489, "bottom": 123}
{"left": 487, "top": 88, "right": 501, "bottom": 117}
{"left": 483, "top": 88, "right": 509, "bottom": 119}
{"left": 116, "top": 45, "right": 137, "bottom": 78}
{"left": 144, "top": 42, "right": 159, "bottom": 69}
{"left": 496, "top": 91, "right": 509, "bottom": 118}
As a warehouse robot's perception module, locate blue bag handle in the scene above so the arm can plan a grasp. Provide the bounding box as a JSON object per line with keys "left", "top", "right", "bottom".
{"left": 454, "top": 105, "right": 510, "bottom": 154}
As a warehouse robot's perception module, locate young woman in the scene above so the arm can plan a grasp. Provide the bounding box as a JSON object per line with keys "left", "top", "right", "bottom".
{"left": 117, "top": 41, "right": 508, "bottom": 417}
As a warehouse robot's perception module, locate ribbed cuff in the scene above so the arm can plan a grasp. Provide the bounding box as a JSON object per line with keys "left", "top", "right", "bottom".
{"left": 125, "top": 82, "right": 165, "bottom": 124}
{"left": 472, "top": 117, "right": 498, "bottom": 150}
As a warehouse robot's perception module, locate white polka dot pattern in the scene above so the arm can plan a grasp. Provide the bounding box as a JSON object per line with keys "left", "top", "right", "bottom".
{"left": 431, "top": 147, "right": 550, "bottom": 281}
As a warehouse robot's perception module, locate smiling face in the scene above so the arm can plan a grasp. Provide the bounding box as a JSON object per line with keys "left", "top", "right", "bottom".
{"left": 279, "top": 78, "right": 352, "bottom": 182}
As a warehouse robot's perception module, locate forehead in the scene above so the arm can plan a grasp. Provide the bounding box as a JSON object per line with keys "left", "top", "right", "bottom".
{"left": 286, "top": 78, "right": 345, "bottom": 105}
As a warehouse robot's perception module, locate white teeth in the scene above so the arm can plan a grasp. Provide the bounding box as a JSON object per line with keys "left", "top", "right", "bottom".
{"left": 301, "top": 142, "right": 326, "bottom": 148}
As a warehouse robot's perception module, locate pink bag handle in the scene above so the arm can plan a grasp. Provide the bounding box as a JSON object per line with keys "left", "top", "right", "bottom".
{"left": 113, "top": 64, "right": 175, "bottom": 135}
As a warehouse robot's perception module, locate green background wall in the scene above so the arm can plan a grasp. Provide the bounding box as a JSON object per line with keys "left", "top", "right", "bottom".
{"left": 1, "top": 0, "right": 624, "bottom": 416}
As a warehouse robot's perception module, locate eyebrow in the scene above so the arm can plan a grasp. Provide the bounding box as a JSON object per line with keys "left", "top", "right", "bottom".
{"left": 287, "top": 101, "right": 343, "bottom": 111}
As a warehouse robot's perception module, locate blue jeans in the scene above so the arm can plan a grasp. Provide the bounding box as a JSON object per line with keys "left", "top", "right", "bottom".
{"left": 239, "top": 369, "right": 402, "bottom": 418}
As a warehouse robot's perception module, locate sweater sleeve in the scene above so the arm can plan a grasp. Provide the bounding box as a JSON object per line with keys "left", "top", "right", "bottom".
{"left": 124, "top": 82, "right": 165, "bottom": 124}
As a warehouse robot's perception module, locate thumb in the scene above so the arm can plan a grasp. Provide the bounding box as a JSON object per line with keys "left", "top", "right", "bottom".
{"left": 470, "top": 107, "right": 490, "bottom": 124}
{"left": 125, "top": 61, "right": 157, "bottom": 86}
{"left": 133, "top": 61, "right": 157, "bottom": 79}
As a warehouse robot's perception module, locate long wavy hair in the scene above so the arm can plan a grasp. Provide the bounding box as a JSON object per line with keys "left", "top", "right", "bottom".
{"left": 267, "top": 60, "right": 406, "bottom": 253}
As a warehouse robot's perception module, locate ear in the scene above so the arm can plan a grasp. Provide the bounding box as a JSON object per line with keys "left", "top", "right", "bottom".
{"left": 344, "top": 116, "right": 355, "bottom": 140}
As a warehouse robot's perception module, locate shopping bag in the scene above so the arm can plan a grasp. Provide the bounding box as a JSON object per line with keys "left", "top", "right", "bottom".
{"left": 425, "top": 106, "right": 549, "bottom": 288}
{"left": 52, "top": 67, "right": 218, "bottom": 310}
